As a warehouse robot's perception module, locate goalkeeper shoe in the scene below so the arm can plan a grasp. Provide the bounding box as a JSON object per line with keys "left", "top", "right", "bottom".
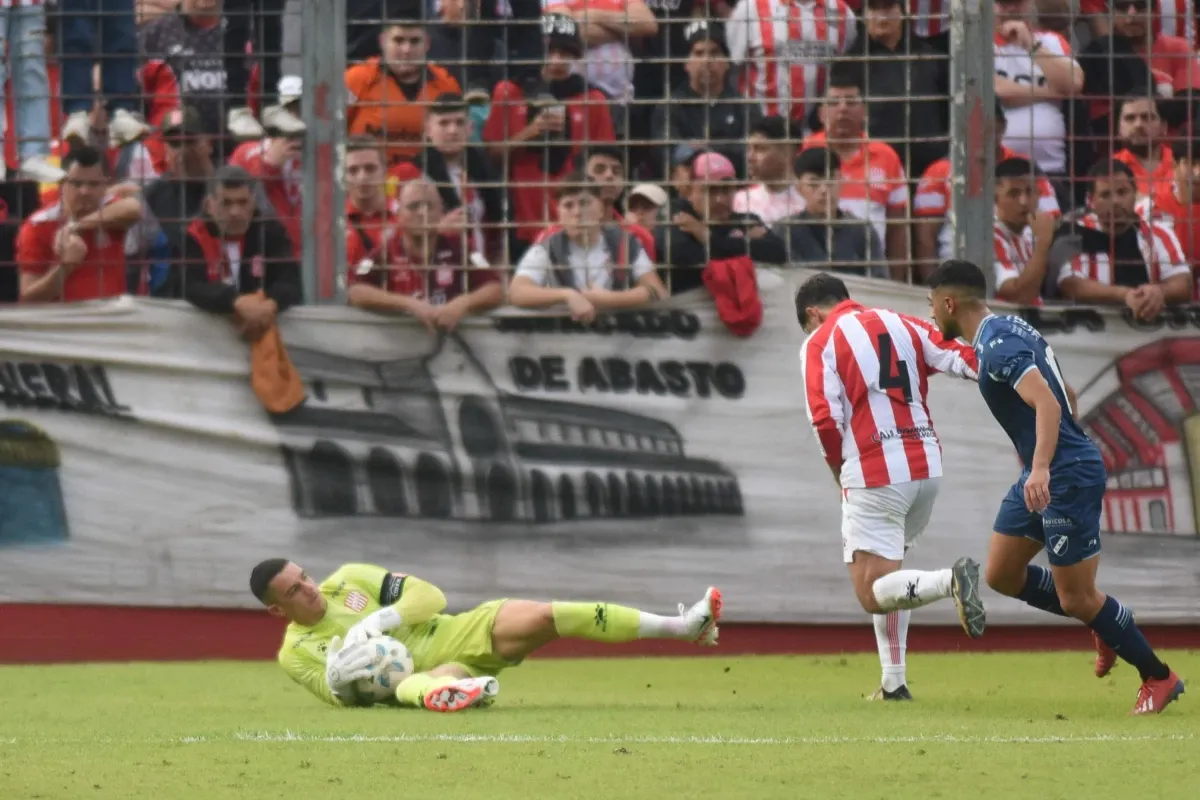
{"left": 1093, "top": 631, "right": 1118, "bottom": 678}
{"left": 424, "top": 677, "right": 500, "bottom": 713}
{"left": 679, "top": 587, "right": 723, "bottom": 646}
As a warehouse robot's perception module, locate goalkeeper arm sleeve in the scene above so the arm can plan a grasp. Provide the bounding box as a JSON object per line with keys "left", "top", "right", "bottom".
{"left": 391, "top": 576, "right": 447, "bottom": 627}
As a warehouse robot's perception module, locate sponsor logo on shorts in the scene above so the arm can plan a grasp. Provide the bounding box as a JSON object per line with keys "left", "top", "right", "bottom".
{"left": 1042, "top": 516, "right": 1071, "bottom": 528}
{"left": 345, "top": 591, "right": 368, "bottom": 612}
{"left": 1048, "top": 533, "right": 1069, "bottom": 557}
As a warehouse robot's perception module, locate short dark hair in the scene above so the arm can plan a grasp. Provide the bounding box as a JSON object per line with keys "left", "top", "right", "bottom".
{"left": 750, "top": 115, "right": 790, "bottom": 141}
{"left": 794, "top": 273, "right": 851, "bottom": 327}
{"left": 576, "top": 145, "right": 624, "bottom": 171}
{"left": 1116, "top": 94, "right": 1158, "bottom": 118}
{"left": 209, "top": 164, "right": 256, "bottom": 196}
{"left": 345, "top": 134, "right": 385, "bottom": 158}
{"left": 430, "top": 92, "right": 466, "bottom": 114}
{"left": 927, "top": 259, "right": 987, "bottom": 298}
{"left": 827, "top": 62, "right": 864, "bottom": 94}
{"left": 249, "top": 558, "right": 290, "bottom": 604}
{"left": 995, "top": 156, "right": 1036, "bottom": 181}
{"left": 1086, "top": 159, "right": 1136, "bottom": 187}
{"left": 795, "top": 147, "right": 841, "bottom": 179}
{"left": 552, "top": 170, "right": 600, "bottom": 200}
{"left": 61, "top": 144, "right": 107, "bottom": 175}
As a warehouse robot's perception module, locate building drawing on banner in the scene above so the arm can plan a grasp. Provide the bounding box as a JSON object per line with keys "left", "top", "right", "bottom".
{"left": 1076, "top": 338, "right": 1200, "bottom": 537}
{"left": 271, "top": 334, "right": 743, "bottom": 525}
{"left": 0, "top": 420, "right": 70, "bottom": 546}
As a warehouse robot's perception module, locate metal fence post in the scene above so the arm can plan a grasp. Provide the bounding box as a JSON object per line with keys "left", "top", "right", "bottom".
{"left": 300, "top": 0, "right": 348, "bottom": 306}
{"left": 949, "top": 0, "right": 996, "bottom": 295}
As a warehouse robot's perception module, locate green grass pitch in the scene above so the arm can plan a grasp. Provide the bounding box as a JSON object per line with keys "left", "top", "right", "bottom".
{"left": 1, "top": 652, "right": 1197, "bottom": 799}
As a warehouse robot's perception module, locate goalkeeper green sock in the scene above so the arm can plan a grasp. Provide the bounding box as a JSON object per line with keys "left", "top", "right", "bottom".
{"left": 395, "top": 673, "right": 458, "bottom": 708}
{"left": 551, "top": 602, "right": 685, "bottom": 643}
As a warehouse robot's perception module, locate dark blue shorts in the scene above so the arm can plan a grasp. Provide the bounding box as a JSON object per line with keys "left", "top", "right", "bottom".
{"left": 993, "top": 478, "right": 1106, "bottom": 567}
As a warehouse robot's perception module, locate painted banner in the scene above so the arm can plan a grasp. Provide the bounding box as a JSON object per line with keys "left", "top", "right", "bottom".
{"left": 0, "top": 271, "right": 1197, "bottom": 623}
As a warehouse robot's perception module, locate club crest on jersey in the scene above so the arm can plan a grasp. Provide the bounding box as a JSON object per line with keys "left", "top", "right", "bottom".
{"left": 344, "top": 591, "right": 369, "bottom": 612}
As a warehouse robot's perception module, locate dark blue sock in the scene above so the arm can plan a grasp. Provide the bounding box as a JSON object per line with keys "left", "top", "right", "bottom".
{"left": 1089, "top": 595, "right": 1170, "bottom": 682}
{"left": 1016, "top": 565, "right": 1068, "bottom": 616}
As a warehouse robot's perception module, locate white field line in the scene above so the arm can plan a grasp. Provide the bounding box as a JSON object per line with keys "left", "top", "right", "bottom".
{"left": 169, "top": 731, "right": 1197, "bottom": 747}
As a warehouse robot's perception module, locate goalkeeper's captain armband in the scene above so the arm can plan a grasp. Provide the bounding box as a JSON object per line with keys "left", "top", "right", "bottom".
{"left": 379, "top": 572, "right": 408, "bottom": 605}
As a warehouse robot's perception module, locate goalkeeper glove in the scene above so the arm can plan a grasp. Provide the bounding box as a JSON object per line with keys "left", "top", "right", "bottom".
{"left": 343, "top": 606, "right": 404, "bottom": 648}
{"left": 325, "top": 635, "right": 376, "bottom": 702}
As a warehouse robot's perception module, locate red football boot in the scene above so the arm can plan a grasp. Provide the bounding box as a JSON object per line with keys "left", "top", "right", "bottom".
{"left": 1093, "top": 631, "right": 1118, "bottom": 678}
{"left": 1130, "top": 672, "right": 1185, "bottom": 715}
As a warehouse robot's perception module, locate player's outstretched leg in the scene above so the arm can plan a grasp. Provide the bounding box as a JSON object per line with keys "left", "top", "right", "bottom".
{"left": 868, "top": 558, "right": 986, "bottom": 639}
{"left": 394, "top": 664, "right": 500, "bottom": 713}
{"left": 548, "top": 588, "right": 723, "bottom": 646}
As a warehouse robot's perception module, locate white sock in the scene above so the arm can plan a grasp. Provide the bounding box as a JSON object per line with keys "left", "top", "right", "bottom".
{"left": 874, "top": 611, "right": 910, "bottom": 692}
{"left": 637, "top": 611, "right": 686, "bottom": 638}
{"left": 872, "top": 569, "right": 953, "bottom": 612}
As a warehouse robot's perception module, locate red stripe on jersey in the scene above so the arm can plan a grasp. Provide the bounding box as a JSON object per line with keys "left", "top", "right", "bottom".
{"left": 786, "top": 1, "right": 803, "bottom": 121}
{"left": 900, "top": 315, "right": 939, "bottom": 467}
{"left": 833, "top": 323, "right": 892, "bottom": 487}
{"left": 803, "top": 319, "right": 845, "bottom": 471}
{"left": 757, "top": 0, "right": 780, "bottom": 117}
{"left": 858, "top": 310, "right": 930, "bottom": 481}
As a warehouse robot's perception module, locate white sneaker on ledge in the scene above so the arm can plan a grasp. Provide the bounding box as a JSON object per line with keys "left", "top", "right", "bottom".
{"left": 262, "top": 104, "right": 306, "bottom": 136}
{"left": 62, "top": 111, "right": 91, "bottom": 145}
{"left": 228, "top": 107, "right": 265, "bottom": 139}
{"left": 109, "top": 109, "right": 151, "bottom": 147}
{"left": 18, "top": 156, "right": 66, "bottom": 183}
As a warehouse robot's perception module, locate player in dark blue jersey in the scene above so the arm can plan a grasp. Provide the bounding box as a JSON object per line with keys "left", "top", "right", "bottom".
{"left": 926, "top": 260, "right": 1184, "bottom": 715}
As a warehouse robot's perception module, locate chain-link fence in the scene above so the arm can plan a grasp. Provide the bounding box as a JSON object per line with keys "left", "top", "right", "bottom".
{"left": 0, "top": 0, "right": 1196, "bottom": 319}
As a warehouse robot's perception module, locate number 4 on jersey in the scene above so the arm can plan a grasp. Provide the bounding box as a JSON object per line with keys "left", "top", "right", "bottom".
{"left": 877, "top": 333, "right": 914, "bottom": 403}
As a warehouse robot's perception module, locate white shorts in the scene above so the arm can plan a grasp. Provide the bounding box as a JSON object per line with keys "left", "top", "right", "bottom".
{"left": 841, "top": 478, "right": 941, "bottom": 563}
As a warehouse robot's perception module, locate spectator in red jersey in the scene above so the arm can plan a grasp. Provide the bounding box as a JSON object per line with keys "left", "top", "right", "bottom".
{"left": 1140, "top": 138, "right": 1200, "bottom": 299}
{"left": 1057, "top": 160, "right": 1190, "bottom": 317}
{"left": 229, "top": 80, "right": 306, "bottom": 256}
{"left": 0, "top": 0, "right": 64, "bottom": 182}
{"left": 579, "top": 145, "right": 656, "bottom": 258}
{"left": 348, "top": 178, "right": 504, "bottom": 331}
{"left": 343, "top": 136, "right": 398, "bottom": 275}
{"left": 915, "top": 102, "right": 1060, "bottom": 279}
{"left": 17, "top": 144, "right": 145, "bottom": 303}
{"left": 59, "top": 0, "right": 151, "bottom": 149}
{"left": 802, "top": 67, "right": 909, "bottom": 279}
{"left": 1111, "top": 95, "right": 1174, "bottom": 201}
{"left": 174, "top": 165, "right": 300, "bottom": 338}
{"left": 483, "top": 13, "right": 616, "bottom": 262}
{"left": 391, "top": 94, "right": 505, "bottom": 266}
{"left": 1077, "top": 0, "right": 1200, "bottom": 139}
{"left": 510, "top": 174, "right": 668, "bottom": 322}
{"left": 992, "top": 157, "right": 1057, "bottom": 305}
{"left": 733, "top": 115, "right": 804, "bottom": 226}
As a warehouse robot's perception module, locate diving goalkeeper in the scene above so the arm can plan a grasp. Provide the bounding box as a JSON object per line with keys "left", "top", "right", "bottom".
{"left": 250, "top": 559, "right": 722, "bottom": 712}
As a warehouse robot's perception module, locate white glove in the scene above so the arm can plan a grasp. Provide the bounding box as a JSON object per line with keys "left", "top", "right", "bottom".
{"left": 343, "top": 606, "right": 404, "bottom": 648}
{"left": 325, "top": 635, "right": 376, "bottom": 700}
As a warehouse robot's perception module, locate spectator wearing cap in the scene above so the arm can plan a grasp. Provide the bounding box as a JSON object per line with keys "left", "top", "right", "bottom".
{"left": 802, "top": 68, "right": 909, "bottom": 279}
{"left": 1057, "top": 159, "right": 1190, "bottom": 317}
{"left": 624, "top": 182, "right": 668, "bottom": 233}
{"left": 345, "top": 11, "right": 462, "bottom": 165}
{"left": 835, "top": 0, "right": 949, "bottom": 181}
{"left": 229, "top": 78, "right": 310, "bottom": 257}
{"left": 0, "top": 0, "right": 62, "bottom": 182}
{"left": 992, "top": 156, "right": 1058, "bottom": 305}
{"left": 993, "top": 0, "right": 1083, "bottom": 178}
{"left": 1077, "top": 0, "right": 1200, "bottom": 141}
{"left": 483, "top": 13, "right": 615, "bottom": 261}
{"left": 17, "top": 145, "right": 145, "bottom": 303}
{"left": 1140, "top": 139, "right": 1200, "bottom": 299}
{"left": 543, "top": 0, "right": 658, "bottom": 137}
{"left": 510, "top": 172, "right": 668, "bottom": 322}
{"left": 579, "top": 146, "right": 657, "bottom": 258}
{"left": 392, "top": 94, "right": 506, "bottom": 265}
{"left": 171, "top": 165, "right": 301, "bottom": 332}
{"left": 726, "top": 0, "right": 857, "bottom": 128}
{"left": 222, "top": 0, "right": 306, "bottom": 140}
{"left": 775, "top": 147, "right": 884, "bottom": 276}
{"left": 656, "top": 151, "right": 786, "bottom": 295}
{"left": 915, "top": 100, "right": 1060, "bottom": 279}
{"left": 1111, "top": 95, "right": 1174, "bottom": 201}
{"left": 143, "top": 106, "right": 217, "bottom": 262}
{"left": 650, "top": 21, "right": 761, "bottom": 183}
{"left": 733, "top": 115, "right": 804, "bottom": 226}
{"left": 59, "top": 0, "right": 150, "bottom": 150}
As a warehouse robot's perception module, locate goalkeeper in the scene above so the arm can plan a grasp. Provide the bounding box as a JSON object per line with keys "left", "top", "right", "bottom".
{"left": 250, "top": 559, "right": 722, "bottom": 712}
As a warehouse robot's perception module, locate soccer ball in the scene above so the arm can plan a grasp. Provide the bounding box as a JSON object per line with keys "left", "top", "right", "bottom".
{"left": 355, "top": 635, "right": 415, "bottom": 703}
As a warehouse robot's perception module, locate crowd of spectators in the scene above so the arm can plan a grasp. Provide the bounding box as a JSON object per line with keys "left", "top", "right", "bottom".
{"left": 3, "top": 0, "right": 1200, "bottom": 332}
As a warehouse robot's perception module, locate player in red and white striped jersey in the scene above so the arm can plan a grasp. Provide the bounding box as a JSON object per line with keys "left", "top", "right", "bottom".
{"left": 726, "top": 0, "right": 857, "bottom": 127}
{"left": 797, "top": 272, "right": 985, "bottom": 700}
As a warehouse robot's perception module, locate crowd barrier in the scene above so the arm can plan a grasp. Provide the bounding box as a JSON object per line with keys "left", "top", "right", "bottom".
{"left": 0, "top": 270, "right": 1197, "bottom": 628}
